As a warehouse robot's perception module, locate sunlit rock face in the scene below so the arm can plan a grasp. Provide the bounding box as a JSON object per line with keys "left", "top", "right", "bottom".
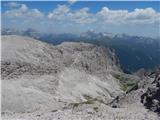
{"left": 1, "top": 35, "right": 122, "bottom": 113}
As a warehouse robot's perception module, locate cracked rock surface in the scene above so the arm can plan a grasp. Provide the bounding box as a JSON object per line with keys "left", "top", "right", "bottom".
{"left": 141, "top": 71, "right": 160, "bottom": 114}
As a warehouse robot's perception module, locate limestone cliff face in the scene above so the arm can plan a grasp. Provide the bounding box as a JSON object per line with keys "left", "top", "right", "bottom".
{"left": 1, "top": 35, "right": 122, "bottom": 113}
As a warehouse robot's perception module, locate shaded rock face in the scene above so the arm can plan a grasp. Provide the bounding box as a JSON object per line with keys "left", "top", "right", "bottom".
{"left": 141, "top": 71, "right": 160, "bottom": 114}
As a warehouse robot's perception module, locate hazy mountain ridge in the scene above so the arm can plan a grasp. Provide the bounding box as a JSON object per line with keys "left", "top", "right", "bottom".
{"left": 2, "top": 28, "right": 160, "bottom": 72}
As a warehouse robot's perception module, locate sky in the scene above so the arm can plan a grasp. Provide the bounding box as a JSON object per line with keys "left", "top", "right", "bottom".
{"left": 1, "top": 1, "right": 160, "bottom": 37}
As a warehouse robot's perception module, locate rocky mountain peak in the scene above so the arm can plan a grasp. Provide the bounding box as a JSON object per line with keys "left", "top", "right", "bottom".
{"left": 2, "top": 35, "right": 159, "bottom": 120}
{"left": 2, "top": 35, "right": 123, "bottom": 113}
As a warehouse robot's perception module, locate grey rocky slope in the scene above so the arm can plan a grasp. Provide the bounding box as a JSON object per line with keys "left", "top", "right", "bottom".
{"left": 1, "top": 35, "right": 122, "bottom": 112}
{"left": 1, "top": 35, "right": 159, "bottom": 120}
{"left": 141, "top": 69, "right": 160, "bottom": 114}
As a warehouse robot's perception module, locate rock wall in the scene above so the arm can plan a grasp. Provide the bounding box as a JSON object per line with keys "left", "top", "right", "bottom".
{"left": 141, "top": 70, "right": 160, "bottom": 114}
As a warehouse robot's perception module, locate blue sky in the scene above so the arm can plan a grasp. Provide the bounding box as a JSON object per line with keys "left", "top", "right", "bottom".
{"left": 2, "top": 1, "right": 160, "bottom": 37}
{"left": 2, "top": 1, "right": 160, "bottom": 13}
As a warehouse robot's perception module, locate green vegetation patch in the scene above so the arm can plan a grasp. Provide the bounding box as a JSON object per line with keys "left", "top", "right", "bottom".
{"left": 93, "top": 107, "right": 99, "bottom": 112}
{"left": 69, "top": 98, "right": 96, "bottom": 109}
{"left": 112, "top": 73, "right": 138, "bottom": 92}
{"left": 83, "top": 94, "right": 93, "bottom": 100}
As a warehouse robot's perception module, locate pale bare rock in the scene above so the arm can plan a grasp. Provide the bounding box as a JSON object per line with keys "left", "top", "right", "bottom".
{"left": 1, "top": 35, "right": 159, "bottom": 120}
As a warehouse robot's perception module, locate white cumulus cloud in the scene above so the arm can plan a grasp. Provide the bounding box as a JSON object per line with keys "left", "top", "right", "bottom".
{"left": 68, "top": 0, "right": 77, "bottom": 5}
{"left": 4, "top": 2, "right": 20, "bottom": 8}
{"left": 48, "top": 5, "right": 159, "bottom": 25}
{"left": 48, "top": 5, "right": 70, "bottom": 20}
{"left": 3, "top": 3, "right": 160, "bottom": 26}
{"left": 97, "top": 7, "right": 128, "bottom": 24}
{"left": 97, "top": 7, "right": 159, "bottom": 25}
{"left": 48, "top": 5, "right": 95, "bottom": 24}
{"left": 68, "top": 8, "right": 96, "bottom": 24}
{"left": 4, "top": 3, "right": 43, "bottom": 18}
{"left": 27, "top": 9, "right": 44, "bottom": 17}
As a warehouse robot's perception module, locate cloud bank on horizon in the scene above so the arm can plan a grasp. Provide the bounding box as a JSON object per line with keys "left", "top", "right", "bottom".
{"left": 2, "top": 1, "right": 160, "bottom": 37}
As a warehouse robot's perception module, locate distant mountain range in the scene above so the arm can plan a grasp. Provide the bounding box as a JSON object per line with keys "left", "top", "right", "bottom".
{"left": 2, "top": 28, "right": 160, "bottom": 72}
